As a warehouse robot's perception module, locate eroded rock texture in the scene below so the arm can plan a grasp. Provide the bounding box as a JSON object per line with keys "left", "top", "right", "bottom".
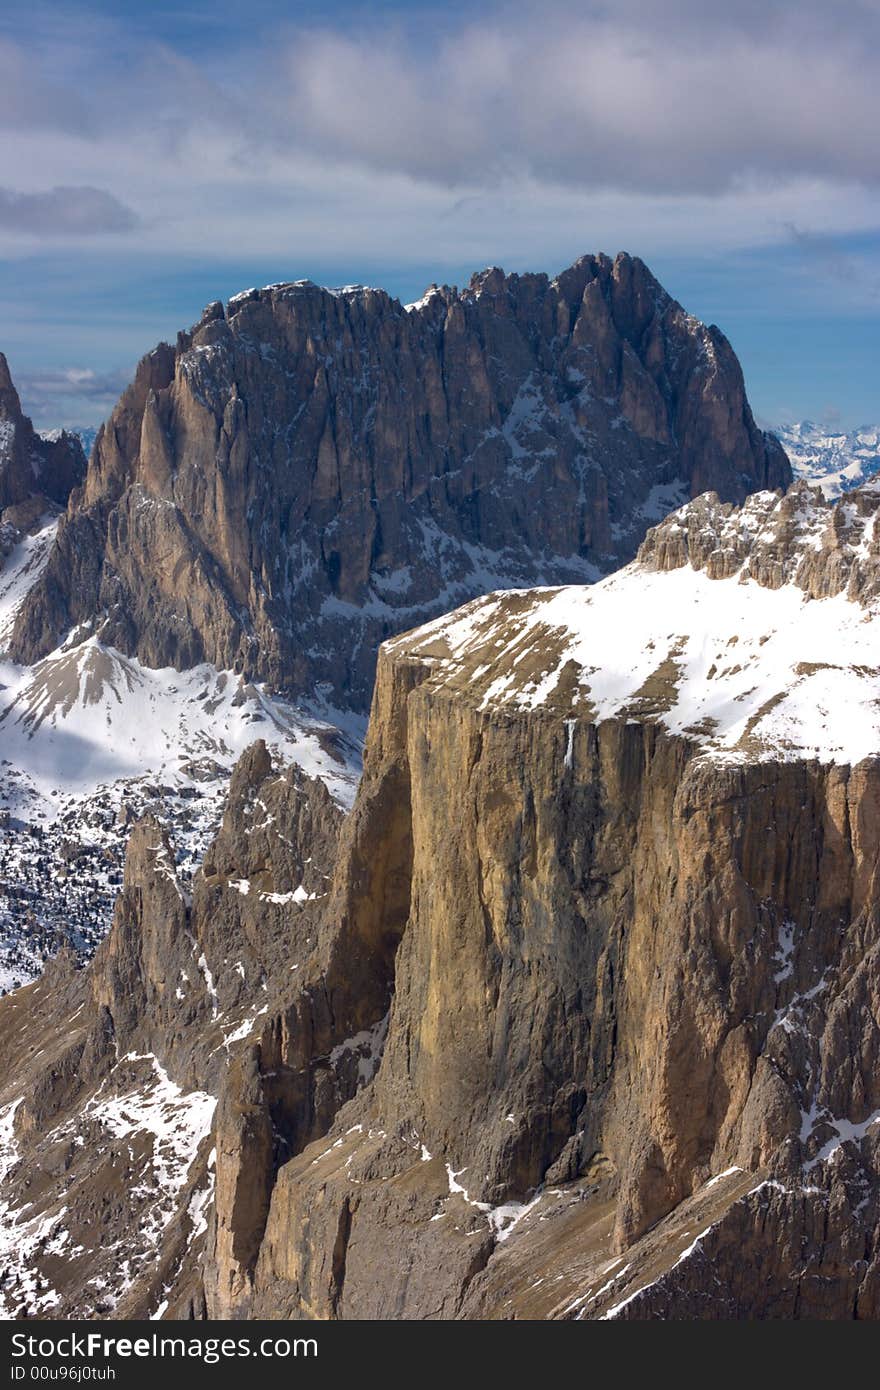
{"left": 200, "top": 477, "right": 880, "bottom": 1321}
{"left": 639, "top": 477, "right": 880, "bottom": 603}
{"left": 7, "top": 254, "right": 788, "bottom": 708}
{"left": 211, "top": 644, "right": 880, "bottom": 1321}
{"left": 3, "top": 479, "right": 879, "bottom": 1322}
{"left": 0, "top": 745, "right": 342, "bottom": 1318}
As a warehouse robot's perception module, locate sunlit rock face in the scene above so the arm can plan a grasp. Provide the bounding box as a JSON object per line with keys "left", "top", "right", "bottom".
{"left": 213, "top": 477, "right": 880, "bottom": 1320}
{"left": 1, "top": 479, "right": 879, "bottom": 1321}
{"left": 7, "top": 253, "right": 789, "bottom": 711}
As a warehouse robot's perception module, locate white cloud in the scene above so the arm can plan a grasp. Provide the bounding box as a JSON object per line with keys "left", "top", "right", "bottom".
{"left": 0, "top": 2, "right": 877, "bottom": 267}
{"left": 278, "top": 14, "right": 880, "bottom": 194}
{"left": 11, "top": 363, "right": 132, "bottom": 429}
{"left": 0, "top": 185, "right": 137, "bottom": 236}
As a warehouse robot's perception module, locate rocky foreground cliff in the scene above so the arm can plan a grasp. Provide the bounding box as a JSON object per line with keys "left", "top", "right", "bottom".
{"left": 0, "top": 474, "right": 877, "bottom": 1319}
{"left": 7, "top": 252, "right": 788, "bottom": 710}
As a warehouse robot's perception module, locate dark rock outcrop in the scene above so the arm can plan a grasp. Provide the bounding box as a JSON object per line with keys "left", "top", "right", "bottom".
{"left": 7, "top": 254, "right": 789, "bottom": 708}
{"left": 0, "top": 353, "right": 85, "bottom": 560}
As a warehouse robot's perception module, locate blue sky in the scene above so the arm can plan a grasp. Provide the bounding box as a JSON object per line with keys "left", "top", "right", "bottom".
{"left": 1, "top": 0, "right": 878, "bottom": 430}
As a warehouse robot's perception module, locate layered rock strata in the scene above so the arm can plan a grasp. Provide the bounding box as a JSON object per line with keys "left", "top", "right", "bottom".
{"left": 206, "top": 476, "right": 880, "bottom": 1319}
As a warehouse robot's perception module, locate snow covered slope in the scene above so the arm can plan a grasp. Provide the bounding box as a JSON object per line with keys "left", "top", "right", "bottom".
{"left": 778, "top": 421, "right": 880, "bottom": 499}
{"left": 0, "top": 513, "right": 60, "bottom": 646}
{"left": 0, "top": 632, "right": 359, "bottom": 990}
{"left": 391, "top": 477, "right": 880, "bottom": 767}
{"left": 0, "top": 638, "right": 358, "bottom": 811}
{"left": 0, "top": 1053, "right": 216, "bottom": 1317}
{"left": 0, "top": 522, "right": 360, "bottom": 990}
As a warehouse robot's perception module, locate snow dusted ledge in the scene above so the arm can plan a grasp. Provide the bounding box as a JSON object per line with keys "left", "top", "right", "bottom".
{"left": 387, "top": 479, "right": 880, "bottom": 766}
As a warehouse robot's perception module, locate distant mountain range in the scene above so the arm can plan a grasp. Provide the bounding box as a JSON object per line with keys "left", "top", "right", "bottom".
{"left": 67, "top": 426, "right": 97, "bottom": 459}
{"left": 777, "top": 420, "right": 880, "bottom": 498}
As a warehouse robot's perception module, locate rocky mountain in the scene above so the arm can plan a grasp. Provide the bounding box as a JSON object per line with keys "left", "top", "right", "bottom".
{"left": 0, "top": 748, "right": 342, "bottom": 1317}
{"left": 7, "top": 253, "right": 789, "bottom": 713}
{"left": 0, "top": 627, "right": 359, "bottom": 992}
{"left": 779, "top": 420, "right": 880, "bottom": 499}
{"left": 0, "top": 358, "right": 358, "bottom": 993}
{"left": 0, "top": 473, "right": 877, "bottom": 1320}
{"left": 0, "top": 353, "right": 85, "bottom": 561}
{"left": 0, "top": 355, "right": 84, "bottom": 522}
{"left": 0, "top": 254, "right": 789, "bottom": 990}
{"left": 0, "top": 361, "right": 93, "bottom": 989}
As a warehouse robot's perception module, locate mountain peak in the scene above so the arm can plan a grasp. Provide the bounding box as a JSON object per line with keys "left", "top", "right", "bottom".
{"left": 6, "top": 252, "right": 789, "bottom": 712}
{"left": 0, "top": 351, "right": 21, "bottom": 418}
{"left": 0, "top": 356, "right": 85, "bottom": 515}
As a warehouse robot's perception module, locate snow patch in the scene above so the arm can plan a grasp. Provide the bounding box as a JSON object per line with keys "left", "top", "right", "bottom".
{"left": 395, "top": 535, "right": 880, "bottom": 767}
{"left": 329, "top": 1011, "right": 390, "bottom": 1086}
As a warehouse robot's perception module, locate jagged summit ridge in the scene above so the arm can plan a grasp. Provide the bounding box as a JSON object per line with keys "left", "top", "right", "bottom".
{"left": 0, "top": 741, "right": 343, "bottom": 1317}
{"left": 7, "top": 251, "right": 789, "bottom": 710}
{"left": 638, "top": 475, "right": 880, "bottom": 602}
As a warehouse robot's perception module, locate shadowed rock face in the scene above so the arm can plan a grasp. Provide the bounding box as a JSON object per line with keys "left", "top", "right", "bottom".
{"left": 0, "top": 354, "right": 85, "bottom": 555}
{"left": 7, "top": 253, "right": 789, "bottom": 709}
{"left": 0, "top": 745, "right": 344, "bottom": 1319}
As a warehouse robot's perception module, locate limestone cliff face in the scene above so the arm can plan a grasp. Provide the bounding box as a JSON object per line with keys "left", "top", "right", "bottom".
{"left": 7, "top": 254, "right": 789, "bottom": 708}
{"left": 200, "top": 477, "right": 880, "bottom": 1320}
{"left": 210, "top": 654, "right": 879, "bottom": 1320}
{"left": 4, "top": 480, "right": 878, "bottom": 1321}
{"left": 0, "top": 353, "right": 85, "bottom": 557}
{"left": 638, "top": 478, "right": 880, "bottom": 603}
